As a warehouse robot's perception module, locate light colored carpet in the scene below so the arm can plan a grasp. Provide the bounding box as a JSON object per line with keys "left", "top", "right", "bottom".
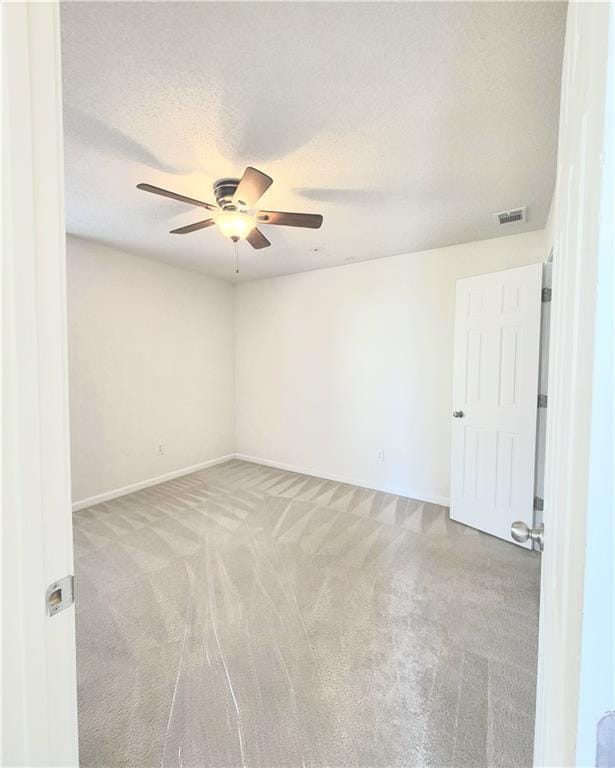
{"left": 73, "top": 459, "right": 540, "bottom": 768}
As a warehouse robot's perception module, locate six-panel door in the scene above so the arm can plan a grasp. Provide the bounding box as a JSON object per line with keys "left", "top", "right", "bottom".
{"left": 450, "top": 262, "right": 543, "bottom": 545}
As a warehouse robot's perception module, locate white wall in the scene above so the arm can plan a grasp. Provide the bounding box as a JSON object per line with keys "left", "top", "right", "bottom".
{"left": 234, "top": 231, "right": 547, "bottom": 503}
{"left": 67, "top": 236, "right": 235, "bottom": 505}
{"left": 68, "top": 229, "right": 548, "bottom": 508}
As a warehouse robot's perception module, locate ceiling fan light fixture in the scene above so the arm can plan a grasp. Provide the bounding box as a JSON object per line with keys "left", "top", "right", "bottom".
{"left": 216, "top": 211, "right": 256, "bottom": 241}
{"left": 137, "top": 166, "right": 323, "bottom": 254}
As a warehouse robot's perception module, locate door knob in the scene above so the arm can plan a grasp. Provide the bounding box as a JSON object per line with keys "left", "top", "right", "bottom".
{"left": 511, "top": 521, "right": 544, "bottom": 551}
{"left": 453, "top": 411, "right": 464, "bottom": 418}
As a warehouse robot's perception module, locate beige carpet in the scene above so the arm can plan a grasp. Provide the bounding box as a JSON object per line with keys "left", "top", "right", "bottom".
{"left": 73, "top": 459, "right": 540, "bottom": 767}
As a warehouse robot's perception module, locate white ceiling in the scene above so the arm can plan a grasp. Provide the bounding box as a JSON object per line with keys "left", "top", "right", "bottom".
{"left": 61, "top": 1, "right": 566, "bottom": 282}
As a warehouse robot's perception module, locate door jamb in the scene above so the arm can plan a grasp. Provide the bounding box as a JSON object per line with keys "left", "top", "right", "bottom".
{"left": 2, "top": 2, "right": 79, "bottom": 765}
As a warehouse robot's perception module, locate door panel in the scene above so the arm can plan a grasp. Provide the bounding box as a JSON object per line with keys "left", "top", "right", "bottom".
{"left": 450, "top": 263, "right": 543, "bottom": 544}
{"left": 495, "top": 430, "right": 516, "bottom": 508}
{"left": 464, "top": 329, "right": 483, "bottom": 402}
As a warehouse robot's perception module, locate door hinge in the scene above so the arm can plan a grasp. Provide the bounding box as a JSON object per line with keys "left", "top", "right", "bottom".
{"left": 538, "top": 393, "right": 548, "bottom": 408}
{"left": 46, "top": 575, "right": 74, "bottom": 617}
{"left": 542, "top": 287, "right": 552, "bottom": 303}
{"left": 534, "top": 496, "right": 544, "bottom": 512}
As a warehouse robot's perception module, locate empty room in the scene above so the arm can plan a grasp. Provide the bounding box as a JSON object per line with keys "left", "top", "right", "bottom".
{"left": 3, "top": 2, "right": 613, "bottom": 768}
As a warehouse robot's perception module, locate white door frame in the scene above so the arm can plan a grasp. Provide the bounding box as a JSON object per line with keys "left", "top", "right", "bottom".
{"left": 534, "top": 2, "right": 613, "bottom": 766}
{"left": 2, "top": 2, "right": 79, "bottom": 765}
{"left": 1, "top": 2, "right": 611, "bottom": 767}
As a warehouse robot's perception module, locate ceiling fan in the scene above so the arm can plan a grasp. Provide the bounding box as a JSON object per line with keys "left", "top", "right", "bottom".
{"left": 137, "top": 166, "right": 323, "bottom": 250}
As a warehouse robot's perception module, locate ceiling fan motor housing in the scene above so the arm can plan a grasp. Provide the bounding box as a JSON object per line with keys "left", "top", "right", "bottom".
{"left": 214, "top": 178, "right": 242, "bottom": 210}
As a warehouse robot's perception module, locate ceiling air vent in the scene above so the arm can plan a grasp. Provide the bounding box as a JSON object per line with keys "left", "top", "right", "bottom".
{"left": 494, "top": 206, "right": 527, "bottom": 226}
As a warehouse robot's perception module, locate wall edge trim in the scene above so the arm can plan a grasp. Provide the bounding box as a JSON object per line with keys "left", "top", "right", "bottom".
{"left": 71, "top": 454, "right": 235, "bottom": 511}
{"left": 234, "top": 453, "right": 451, "bottom": 507}
{"left": 72, "top": 452, "right": 451, "bottom": 511}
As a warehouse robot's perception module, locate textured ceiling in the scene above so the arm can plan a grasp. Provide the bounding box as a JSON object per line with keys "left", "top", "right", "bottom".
{"left": 61, "top": 1, "right": 566, "bottom": 282}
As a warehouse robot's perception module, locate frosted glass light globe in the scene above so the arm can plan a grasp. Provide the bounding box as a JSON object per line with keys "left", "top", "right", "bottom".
{"left": 216, "top": 211, "right": 256, "bottom": 241}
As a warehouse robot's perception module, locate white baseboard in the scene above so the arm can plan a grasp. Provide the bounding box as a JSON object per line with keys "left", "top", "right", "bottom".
{"left": 71, "top": 454, "right": 235, "bottom": 511}
{"left": 72, "top": 452, "right": 450, "bottom": 511}
{"left": 234, "top": 453, "right": 450, "bottom": 507}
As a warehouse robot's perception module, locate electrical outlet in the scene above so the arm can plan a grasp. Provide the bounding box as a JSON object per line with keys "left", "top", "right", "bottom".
{"left": 377, "top": 448, "right": 385, "bottom": 462}
{"left": 157, "top": 444, "right": 165, "bottom": 455}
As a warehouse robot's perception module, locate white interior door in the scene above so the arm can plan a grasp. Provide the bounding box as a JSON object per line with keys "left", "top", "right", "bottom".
{"left": 450, "top": 263, "right": 543, "bottom": 544}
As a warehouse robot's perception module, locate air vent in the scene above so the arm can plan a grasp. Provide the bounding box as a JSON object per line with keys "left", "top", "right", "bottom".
{"left": 494, "top": 206, "right": 527, "bottom": 226}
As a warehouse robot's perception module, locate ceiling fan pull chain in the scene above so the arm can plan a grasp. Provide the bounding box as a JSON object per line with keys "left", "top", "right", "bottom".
{"left": 235, "top": 241, "right": 240, "bottom": 275}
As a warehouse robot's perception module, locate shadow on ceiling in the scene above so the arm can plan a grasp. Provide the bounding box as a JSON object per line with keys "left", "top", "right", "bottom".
{"left": 63, "top": 104, "right": 190, "bottom": 176}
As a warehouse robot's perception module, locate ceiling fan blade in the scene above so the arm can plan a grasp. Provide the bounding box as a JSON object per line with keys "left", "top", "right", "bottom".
{"left": 233, "top": 167, "right": 273, "bottom": 208}
{"left": 169, "top": 218, "right": 216, "bottom": 235}
{"left": 137, "top": 183, "right": 217, "bottom": 211}
{"left": 256, "top": 210, "right": 323, "bottom": 229}
{"left": 246, "top": 228, "right": 271, "bottom": 250}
